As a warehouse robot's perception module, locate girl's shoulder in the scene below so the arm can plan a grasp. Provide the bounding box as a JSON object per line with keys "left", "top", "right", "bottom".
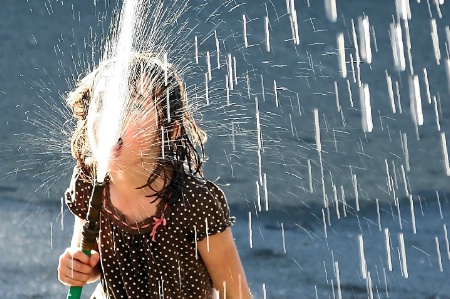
{"left": 181, "top": 175, "right": 226, "bottom": 199}
{"left": 175, "top": 174, "right": 231, "bottom": 218}
{"left": 172, "top": 175, "right": 235, "bottom": 241}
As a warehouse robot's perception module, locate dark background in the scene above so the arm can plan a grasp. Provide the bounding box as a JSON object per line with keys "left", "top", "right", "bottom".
{"left": 1, "top": 0, "right": 450, "bottom": 298}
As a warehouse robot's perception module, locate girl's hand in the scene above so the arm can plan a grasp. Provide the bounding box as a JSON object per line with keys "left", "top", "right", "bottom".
{"left": 57, "top": 247, "right": 100, "bottom": 287}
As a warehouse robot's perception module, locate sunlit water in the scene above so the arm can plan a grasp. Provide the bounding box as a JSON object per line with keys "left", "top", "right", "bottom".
{"left": 1, "top": 0, "right": 450, "bottom": 298}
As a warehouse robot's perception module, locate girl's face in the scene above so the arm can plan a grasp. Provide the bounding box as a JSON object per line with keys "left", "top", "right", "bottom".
{"left": 108, "top": 79, "right": 162, "bottom": 175}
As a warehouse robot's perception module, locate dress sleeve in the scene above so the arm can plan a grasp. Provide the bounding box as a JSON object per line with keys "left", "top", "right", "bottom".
{"left": 65, "top": 166, "right": 94, "bottom": 220}
{"left": 183, "top": 179, "right": 236, "bottom": 242}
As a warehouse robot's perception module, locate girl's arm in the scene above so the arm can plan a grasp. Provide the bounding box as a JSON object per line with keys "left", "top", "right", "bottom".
{"left": 71, "top": 216, "right": 84, "bottom": 247}
{"left": 198, "top": 228, "right": 252, "bottom": 299}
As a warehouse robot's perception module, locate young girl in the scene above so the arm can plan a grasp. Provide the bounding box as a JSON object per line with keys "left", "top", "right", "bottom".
{"left": 57, "top": 52, "right": 252, "bottom": 299}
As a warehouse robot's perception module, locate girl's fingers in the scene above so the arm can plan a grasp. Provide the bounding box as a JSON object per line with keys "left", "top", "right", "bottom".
{"left": 65, "top": 258, "right": 93, "bottom": 275}
{"left": 59, "top": 248, "right": 92, "bottom": 274}
{"left": 70, "top": 249, "right": 91, "bottom": 265}
{"left": 89, "top": 250, "right": 100, "bottom": 268}
{"left": 58, "top": 266, "right": 91, "bottom": 286}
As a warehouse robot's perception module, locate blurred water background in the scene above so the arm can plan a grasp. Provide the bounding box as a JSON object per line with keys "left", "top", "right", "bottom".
{"left": 2, "top": 0, "right": 450, "bottom": 298}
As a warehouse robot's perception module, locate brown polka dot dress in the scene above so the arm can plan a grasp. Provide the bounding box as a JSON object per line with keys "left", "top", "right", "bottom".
{"left": 65, "top": 168, "right": 235, "bottom": 299}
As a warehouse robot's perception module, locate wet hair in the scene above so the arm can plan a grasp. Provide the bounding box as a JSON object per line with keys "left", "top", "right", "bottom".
{"left": 66, "top": 52, "right": 206, "bottom": 205}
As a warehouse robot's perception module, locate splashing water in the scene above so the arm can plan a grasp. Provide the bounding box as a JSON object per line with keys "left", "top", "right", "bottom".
{"left": 87, "top": 0, "right": 138, "bottom": 182}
